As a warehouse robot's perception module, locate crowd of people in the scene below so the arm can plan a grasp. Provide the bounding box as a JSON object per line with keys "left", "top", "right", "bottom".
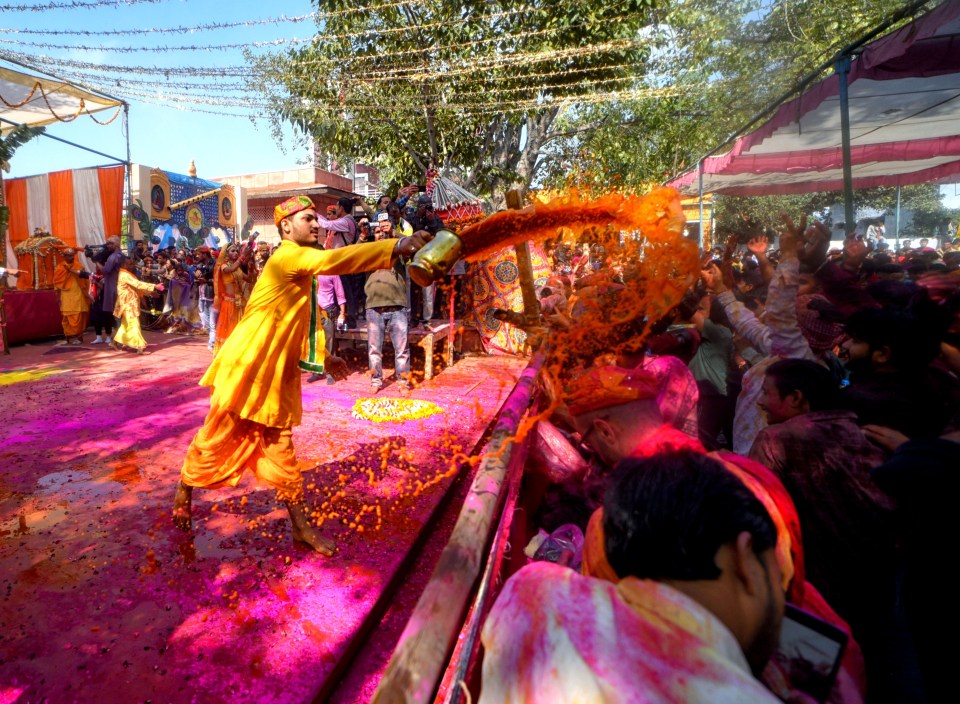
{"left": 478, "top": 216, "right": 958, "bottom": 703}
{"left": 46, "top": 190, "right": 958, "bottom": 701}
{"left": 51, "top": 187, "right": 448, "bottom": 373}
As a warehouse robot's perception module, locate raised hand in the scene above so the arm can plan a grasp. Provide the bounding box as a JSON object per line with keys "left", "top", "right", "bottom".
{"left": 746, "top": 235, "right": 769, "bottom": 257}
{"left": 842, "top": 236, "right": 871, "bottom": 271}
{"left": 779, "top": 213, "right": 808, "bottom": 257}
{"left": 701, "top": 263, "right": 727, "bottom": 293}
{"left": 799, "top": 220, "right": 831, "bottom": 269}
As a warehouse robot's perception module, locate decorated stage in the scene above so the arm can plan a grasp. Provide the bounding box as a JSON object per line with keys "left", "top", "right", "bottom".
{"left": 0, "top": 331, "right": 525, "bottom": 702}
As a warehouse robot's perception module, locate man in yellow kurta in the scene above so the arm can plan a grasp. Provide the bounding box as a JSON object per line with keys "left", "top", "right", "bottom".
{"left": 53, "top": 248, "right": 91, "bottom": 345}
{"left": 173, "top": 195, "right": 433, "bottom": 555}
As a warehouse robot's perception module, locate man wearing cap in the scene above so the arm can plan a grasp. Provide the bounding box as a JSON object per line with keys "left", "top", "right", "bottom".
{"left": 53, "top": 248, "right": 91, "bottom": 345}
{"left": 173, "top": 195, "right": 433, "bottom": 555}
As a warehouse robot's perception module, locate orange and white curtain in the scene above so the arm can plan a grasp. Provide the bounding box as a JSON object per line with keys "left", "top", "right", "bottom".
{"left": 4, "top": 165, "right": 124, "bottom": 288}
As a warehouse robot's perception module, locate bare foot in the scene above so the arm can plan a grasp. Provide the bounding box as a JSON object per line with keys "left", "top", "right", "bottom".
{"left": 172, "top": 481, "right": 193, "bottom": 531}
{"left": 286, "top": 502, "right": 335, "bottom": 556}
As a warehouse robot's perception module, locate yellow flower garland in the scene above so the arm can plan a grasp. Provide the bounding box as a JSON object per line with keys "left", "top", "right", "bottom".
{"left": 351, "top": 397, "right": 445, "bottom": 423}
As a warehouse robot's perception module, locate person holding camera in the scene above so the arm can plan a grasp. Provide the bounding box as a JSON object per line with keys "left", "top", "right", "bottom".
{"left": 317, "top": 197, "right": 363, "bottom": 327}
{"left": 99, "top": 235, "right": 124, "bottom": 322}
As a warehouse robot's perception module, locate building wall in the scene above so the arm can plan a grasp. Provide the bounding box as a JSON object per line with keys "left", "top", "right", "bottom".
{"left": 214, "top": 167, "right": 352, "bottom": 194}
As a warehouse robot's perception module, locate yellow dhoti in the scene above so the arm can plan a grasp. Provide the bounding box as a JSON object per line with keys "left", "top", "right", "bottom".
{"left": 61, "top": 311, "right": 89, "bottom": 339}
{"left": 114, "top": 311, "right": 148, "bottom": 350}
{"left": 180, "top": 400, "right": 304, "bottom": 501}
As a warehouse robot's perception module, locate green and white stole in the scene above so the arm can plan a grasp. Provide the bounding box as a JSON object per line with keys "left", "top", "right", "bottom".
{"left": 298, "top": 275, "right": 327, "bottom": 374}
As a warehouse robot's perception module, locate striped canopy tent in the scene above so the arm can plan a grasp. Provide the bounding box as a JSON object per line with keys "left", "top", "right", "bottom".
{"left": 0, "top": 64, "right": 124, "bottom": 136}
{"left": 1, "top": 57, "right": 128, "bottom": 289}
{"left": 667, "top": 0, "right": 960, "bottom": 229}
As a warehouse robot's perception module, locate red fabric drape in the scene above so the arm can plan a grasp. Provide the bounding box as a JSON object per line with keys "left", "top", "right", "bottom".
{"left": 48, "top": 170, "right": 77, "bottom": 249}
{"left": 97, "top": 165, "right": 124, "bottom": 237}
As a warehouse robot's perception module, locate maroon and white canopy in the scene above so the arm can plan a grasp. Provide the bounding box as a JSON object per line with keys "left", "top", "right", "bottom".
{"left": 668, "top": 0, "right": 960, "bottom": 196}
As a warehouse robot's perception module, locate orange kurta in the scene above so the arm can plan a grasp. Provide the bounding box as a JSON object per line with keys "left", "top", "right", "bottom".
{"left": 53, "top": 261, "right": 90, "bottom": 338}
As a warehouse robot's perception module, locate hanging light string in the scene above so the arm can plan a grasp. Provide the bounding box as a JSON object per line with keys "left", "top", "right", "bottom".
{"left": 0, "top": 3, "right": 515, "bottom": 39}
{"left": 43, "top": 61, "right": 647, "bottom": 99}
{"left": 0, "top": 9, "right": 642, "bottom": 63}
{"left": 0, "top": 0, "right": 167, "bottom": 11}
{"left": 4, "top": 36, "right": 644, "bottom": 82}
{"left": 0, "top": 3, "right": 664, "bottom": 119}
{"left": 104, "top": 82, "right": 689, "bottom": 117}
{"left": 0, "top": 0, "right": 422, "bottom": 15}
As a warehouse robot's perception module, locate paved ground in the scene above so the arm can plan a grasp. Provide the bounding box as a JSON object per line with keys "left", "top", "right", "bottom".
{"left": 0, "top": 330, "right": 525, "bottom": 703}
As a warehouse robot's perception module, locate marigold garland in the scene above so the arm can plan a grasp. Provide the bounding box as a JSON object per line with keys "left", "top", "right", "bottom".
{"left": 352, "top": 397, "right": 444, "bottom": 423}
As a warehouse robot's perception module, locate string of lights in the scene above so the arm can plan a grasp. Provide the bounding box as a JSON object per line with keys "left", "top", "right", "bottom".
{"left": 0, "top": 9, "right": 640, "bottom": 63}
{"left": 0, "top": 0, "right": 422, "bottom": 14}
{"left": 4, "top": 37, "right": 644, "bottom": 82}
{"left": 0, "top": 0, "right": 167, "bottom": 11}
{"left": 0, "top": 3, "right": 672, "bottom": 122}
{"left": 39, "top": 64, "right": 652, "bottom": 104}
{"left": 0, "top": 3, "right": 516, "bottom": 39}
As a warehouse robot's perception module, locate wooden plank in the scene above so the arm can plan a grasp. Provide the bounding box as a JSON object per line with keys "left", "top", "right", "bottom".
{"left": 371, "top": 354, "right": 544, "bottom": 704}
{"left": 505, "top": 189, "right": 540, "bottom": 326}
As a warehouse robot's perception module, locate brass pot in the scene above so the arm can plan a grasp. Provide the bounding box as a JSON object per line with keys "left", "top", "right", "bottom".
{"left": 407, "top": 228, "right": 463, "bottom": 287}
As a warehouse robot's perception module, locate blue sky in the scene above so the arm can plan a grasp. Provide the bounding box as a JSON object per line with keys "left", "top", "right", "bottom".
{"left": 2, "top": 0, "right": 313, "bottom": 179}
{"left": 4, "top": 0, "right": 960, "bottom": 209}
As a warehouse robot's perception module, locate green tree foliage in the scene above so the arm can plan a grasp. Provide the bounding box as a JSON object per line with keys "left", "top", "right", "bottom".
{"left": 253, "top": 0, "right": 658, "bottom": 202}
{"left": 1, "top": 124, "right": 45, "bottom": 269}
{"left": 544, "top": 0, "right": 930, "bottom": 192}
{"left": 711, "top": 184, "right": 959, "bottom": 240}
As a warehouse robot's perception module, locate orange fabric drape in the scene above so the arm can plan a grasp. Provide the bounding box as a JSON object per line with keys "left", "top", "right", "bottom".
{"left": 48, "top": 170, "right": 77, "bottom": 249}
{"left": 4, "top": 178, "right": 31, "bottom": 289}
{"left": 97, "top": 165, "right": 124, "bottom": 237}
{"left": 3, "top": 178, "right": 29, "bottom": 245}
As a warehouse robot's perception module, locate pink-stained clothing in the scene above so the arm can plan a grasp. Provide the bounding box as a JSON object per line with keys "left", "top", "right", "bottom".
{"left": 643, "top": 354, "right": 700, "bottom": 439}
{"left": 317, "top": 274, "right": 346, "bottom": 310}
{"left": 718, "top": 257, "right": 821, "bottom": 454}
{"left": 316, "top": 215, "right": 358, "bottom": 248}
{"left": 480, "top": 562, "right": 780, "bottom": 704}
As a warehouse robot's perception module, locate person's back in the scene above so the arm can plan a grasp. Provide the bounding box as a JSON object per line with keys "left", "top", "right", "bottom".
{"left": 480, "top": 562, "right": 780, "bottom": 704}
{"left": 481, "top": 450, "right": 784, "bottom": 704}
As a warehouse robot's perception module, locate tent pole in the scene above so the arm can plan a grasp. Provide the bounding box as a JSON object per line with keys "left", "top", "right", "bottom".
{"left": 124, "top": 104, "right": 133, "bottom": 247}
{"left": 0, "top": 116, "right": 127, "bottom": 165}
{"left": 895, "top": 184, "right": 901, "bottom": 251}
{"left": 698, "top": 160, "right": 705, "bottom": 249}
{"left": 836, "top": 56, "right": 855, "bottom": 236}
